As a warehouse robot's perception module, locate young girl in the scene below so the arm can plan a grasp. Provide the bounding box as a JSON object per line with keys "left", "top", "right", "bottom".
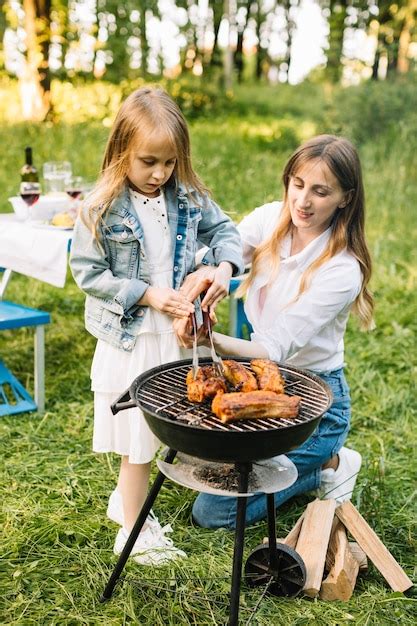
{"left": 175, "top": 134, "right": 374, "bottom": 528}
{"left": 70, "top": 86, "right": 243, "bottom": 561}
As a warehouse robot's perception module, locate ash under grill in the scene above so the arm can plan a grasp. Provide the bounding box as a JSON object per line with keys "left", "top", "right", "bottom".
{"left": 135, "top": 360, "right": 330, "bottom": 432}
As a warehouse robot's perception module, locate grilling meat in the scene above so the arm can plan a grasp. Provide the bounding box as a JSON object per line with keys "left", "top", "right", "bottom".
{"left": 186, "top": 366, "right": 227, "bottom": 403}
{"left": 212, "top": 390, "right": 301, "bottom": 423}
{"left": 222, "top": 360, "right": 258, "bottom": 392}
{"left": 250, "top": 359, "right": 285, "bottom": 394}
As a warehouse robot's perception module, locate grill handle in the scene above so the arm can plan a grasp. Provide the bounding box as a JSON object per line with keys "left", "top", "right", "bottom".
{"left": 111, "top": 389, "right": 136, "bottom": 415}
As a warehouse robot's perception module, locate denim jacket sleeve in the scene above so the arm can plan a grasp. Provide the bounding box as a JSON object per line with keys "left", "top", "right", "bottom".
{"left": 69, "top": 208, "right": 149, "bottom": 317}
{"left": 197, "top": 195, "right": 244, "bottom": 276}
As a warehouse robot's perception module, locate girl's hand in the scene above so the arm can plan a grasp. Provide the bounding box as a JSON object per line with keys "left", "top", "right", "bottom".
{"left": 140, "top": 287, "right": 195, "bottom": 318}
{"left": 173, "top": 316, "right": 209, "bottom": 348}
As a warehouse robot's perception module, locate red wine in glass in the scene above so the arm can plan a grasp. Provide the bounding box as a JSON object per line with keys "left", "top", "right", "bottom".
{"left": 20, "top": 182, "right": 41, "bottom": 206}
{"left": 65, "top": 176, "right": 84, "bottom": 201}
{"left": 66, "top": 189, "right": 82, "bottom": 199}
{"left": 21, "top": 192, "right": 40, "bottom": 206}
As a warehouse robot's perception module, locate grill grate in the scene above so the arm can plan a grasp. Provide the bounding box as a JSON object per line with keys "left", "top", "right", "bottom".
{"left": 135, "top": 361, "right": 331, "bottom": 433}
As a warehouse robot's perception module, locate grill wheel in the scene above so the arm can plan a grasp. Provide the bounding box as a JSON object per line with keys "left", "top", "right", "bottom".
{"left": 245, "top": 542, "right": 306, "bottom": 597}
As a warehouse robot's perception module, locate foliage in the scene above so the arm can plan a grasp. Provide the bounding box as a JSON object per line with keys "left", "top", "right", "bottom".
{"left": 2, "top": 0, "right": 417, "bottom": 100}
{"left": 0, "top": 82, "right": 416, "bottom": 625}
{"left": 124, "top": 75, "right": 232, "bottom": 119}
{"left": 0, "top": 74, "right": 231, "bottom": 125}
{"left": 329, "top": 75, "right": 417, "bottom": 145}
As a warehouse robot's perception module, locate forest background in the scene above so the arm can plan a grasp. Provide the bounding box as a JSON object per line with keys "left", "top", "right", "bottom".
{"left": 0, "top": 1, "right": 416, "bottom": 625}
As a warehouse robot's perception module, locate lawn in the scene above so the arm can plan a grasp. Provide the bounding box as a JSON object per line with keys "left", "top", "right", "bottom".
{"left": 0, "top": 79, "right": 416, "bottom": 625}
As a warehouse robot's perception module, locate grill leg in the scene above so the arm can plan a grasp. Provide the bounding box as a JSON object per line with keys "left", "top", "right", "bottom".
{"left": 266, "top": 493, "right": 279, "bottom": 571}
{"left": 228, "top": 462, "right": 251, "bottom": 626}
{"left": 100, "top": 448, "right": 177, "bottom": 602}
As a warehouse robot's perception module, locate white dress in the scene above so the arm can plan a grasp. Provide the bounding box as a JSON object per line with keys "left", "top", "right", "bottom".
{"left": 90, "top": 189, "right": 189, "bottom": 464}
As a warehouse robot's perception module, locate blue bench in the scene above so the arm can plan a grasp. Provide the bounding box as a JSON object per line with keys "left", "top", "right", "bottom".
{"left": 0, "top": 300, "right": 51, "bottom": 415}
{"left": 228, "top": 277, "right": 253, "bottom": 339}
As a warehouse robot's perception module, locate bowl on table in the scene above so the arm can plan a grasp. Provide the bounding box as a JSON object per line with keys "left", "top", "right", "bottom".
{"left": 8, "top": 195, "right": 72, "bottom": 221}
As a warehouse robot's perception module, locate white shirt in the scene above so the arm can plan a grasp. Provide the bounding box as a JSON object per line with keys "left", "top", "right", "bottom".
{"left": 238, "top": 201, "right": 362, "bottom": 372}
{"left": 129, "top": 189, "right": 173, "bottom": 334}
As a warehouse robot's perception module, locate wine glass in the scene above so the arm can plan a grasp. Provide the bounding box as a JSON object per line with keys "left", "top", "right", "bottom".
{"left": 65, "top": 176, "right": 84, "bottom": 200}
{"left": 20, "top": 181, "right": 41, "bottom": 206}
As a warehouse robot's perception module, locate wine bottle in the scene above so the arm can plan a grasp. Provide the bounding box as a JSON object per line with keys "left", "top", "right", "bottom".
{"left": 21, "top": 146, "right": 39, "bottom": 183}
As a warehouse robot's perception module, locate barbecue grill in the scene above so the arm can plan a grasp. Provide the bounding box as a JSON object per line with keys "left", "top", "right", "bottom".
{"left": 100, "top": 358, "right": 333, "bottom": 625}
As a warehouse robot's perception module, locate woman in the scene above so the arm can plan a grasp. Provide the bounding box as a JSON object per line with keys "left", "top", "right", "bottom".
{"left": 175, "top": 134, "right": 374, "bottom": 529}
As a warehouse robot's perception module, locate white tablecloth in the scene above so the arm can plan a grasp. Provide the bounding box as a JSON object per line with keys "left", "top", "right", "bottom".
{"left": 0, "top": 215, "right": 72, "bottom": 288}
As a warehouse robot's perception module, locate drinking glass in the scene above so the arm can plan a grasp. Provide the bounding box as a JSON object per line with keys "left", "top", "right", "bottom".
{"left": 65, "top": 176, "right": 84, "bottom": 199}
{"left": 20, "top": 181, "right": 41, "bottom": 206}
{"left": 43, "top": 161, "right": 72, "bottom": 194}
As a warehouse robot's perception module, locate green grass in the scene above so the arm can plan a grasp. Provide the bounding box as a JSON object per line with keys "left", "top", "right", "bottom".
{"left": 1, "top": 80, "right": 416, "bottom": 625}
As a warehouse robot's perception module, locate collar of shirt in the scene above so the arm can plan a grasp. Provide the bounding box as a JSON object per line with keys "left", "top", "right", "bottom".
{"left": 280, "top": 227, "right": 331, "bottom": 271}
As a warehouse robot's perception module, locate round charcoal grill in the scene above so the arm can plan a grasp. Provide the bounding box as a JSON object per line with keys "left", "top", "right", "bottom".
{"left": 102, "top": 358, "right": 333, "bottom": 626}
{"left": 111, "top": 357, "right": 333, "bottom": 463}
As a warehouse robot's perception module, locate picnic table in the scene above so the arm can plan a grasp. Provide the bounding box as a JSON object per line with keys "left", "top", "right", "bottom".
{"left": 0, "top": 214, "right": 73, "bottom": 415}
{"left": 0, "top": 214, "right": 72, "bottom": 289}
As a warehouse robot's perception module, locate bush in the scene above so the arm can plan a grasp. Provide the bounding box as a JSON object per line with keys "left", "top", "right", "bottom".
{"left": 0, "top": 75, "right": 229, "bottom": 125}
{"left": 330, "top": 76, "right": 417, "bottom": 145}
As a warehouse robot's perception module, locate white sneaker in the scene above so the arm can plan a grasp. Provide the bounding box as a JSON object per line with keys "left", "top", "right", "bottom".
{"left": 106, "top": 489, "right": 168, "bottom": 534}
{"left": 107, "top": 489, "right": 124, "bottom": 526}
{"left": 113, "top": 520, "right": 187, "bottom": 566}
{"left": 318, "top": 447, "right": 362, "bottom": 503}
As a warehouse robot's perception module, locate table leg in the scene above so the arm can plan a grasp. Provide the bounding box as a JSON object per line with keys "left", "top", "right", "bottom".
{"left": 0, "top": 268, "right": 13, "bottom": 300}
{"left": 34, "top": 325, "right": 45, "bottom": 412}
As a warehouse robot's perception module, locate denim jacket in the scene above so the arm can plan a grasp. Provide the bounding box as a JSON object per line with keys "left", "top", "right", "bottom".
{"left": 69, "top": 182, "right": 244, "bottom": 352}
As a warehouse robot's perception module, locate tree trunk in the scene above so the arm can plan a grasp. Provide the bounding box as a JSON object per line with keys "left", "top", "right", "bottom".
{"left": 139, "top": 5, "right": 149, "bottom": 75}
{"left": 255, "top": 2, "right": 263, "bottom": 80}
{"left": 397, "top": 0, "right": 417, "bottom": 73}
{"left": 371, "top": 47, "right": 380, "bottom": 80}
{"left": 283, "top": 0, "right": 297, "bottom": 83}
{"left": 325, "top": 0, "right": 347, "bottom": 83}
{"left": 21, "top": 0, "right": 51, "bottom": 121}
{"left": 234, "top": 0, "right": 253, "bottom": 83}
{"left": 0, "top": 3, "right": 7, "bottom": 67}
{"left": 223, "top": 0, "right": 233, "bottom": 90}
{"left": 209, "top": 0, "right": 224, "bottom": 69}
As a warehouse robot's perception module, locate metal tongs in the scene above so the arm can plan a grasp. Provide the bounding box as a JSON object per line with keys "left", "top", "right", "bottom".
{"left": 203, "top": 310, "right": 225, "bottom": 378}
{"left": 191, "top": 310, "right": 224, "bottom": 379}
{"left": 191, "top": 312, "right": 199, "bottom": 380}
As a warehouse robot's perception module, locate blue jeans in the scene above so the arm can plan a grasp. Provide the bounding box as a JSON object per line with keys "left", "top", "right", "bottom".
{"left": 192, "top": 368, "right": 351, "bottom": 529}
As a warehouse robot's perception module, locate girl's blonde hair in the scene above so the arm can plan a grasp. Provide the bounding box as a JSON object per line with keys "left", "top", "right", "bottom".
{"left": 84, "top": 86, "right": 209, "bottom": 234}
{"left": 237, "top": 134, "right": 374, "bottom": 330}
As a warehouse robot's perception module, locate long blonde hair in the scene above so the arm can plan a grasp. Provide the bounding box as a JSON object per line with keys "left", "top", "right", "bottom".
{"left": 237, "top": 135, "right": 374, "bottom": 330}
{"left": 84, "top": 86, "right": 209, "bottom": 234}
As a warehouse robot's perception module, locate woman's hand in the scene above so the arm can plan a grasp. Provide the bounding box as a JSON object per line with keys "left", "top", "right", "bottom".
{"left": 180, "top": 262, "right": 234, "bottom": 316}
{"left": 200, "top": 262, "right": 233, "bottom": 313}
{"left": 139, "top": 287, "right": 195, "bottom": 318}
{"left": 173, "top": 316, "right": 209, "bottom": 348}
{"left": 179, "top": 266, "right": 216, "bottom": 301}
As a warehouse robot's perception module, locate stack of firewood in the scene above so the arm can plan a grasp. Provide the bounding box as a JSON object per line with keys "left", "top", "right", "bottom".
{"left": 264, "top": 499, "right": 413, "bottom": 600}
